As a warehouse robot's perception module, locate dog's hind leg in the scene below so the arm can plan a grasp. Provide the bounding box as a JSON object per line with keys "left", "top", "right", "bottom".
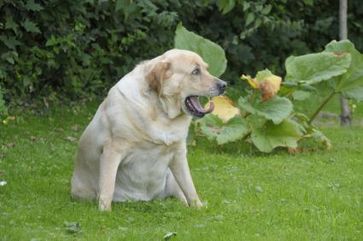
{"left": 71, "top": 163, "right": 98, "bottom": 200}
{"left": 71, "top": 139, "right": 101, "bottom": 201}
{"left": 71, "top": 173, "right": 97, "bottom": 200}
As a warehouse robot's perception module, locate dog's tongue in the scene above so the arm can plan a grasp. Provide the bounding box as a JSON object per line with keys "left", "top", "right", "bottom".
{"left": 190, "top": 96, "right": 214, "bottom": 114}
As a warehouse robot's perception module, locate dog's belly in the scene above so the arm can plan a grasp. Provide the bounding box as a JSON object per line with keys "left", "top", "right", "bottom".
{"left": 113, "top": 144, "right": 174, "bottom": 201}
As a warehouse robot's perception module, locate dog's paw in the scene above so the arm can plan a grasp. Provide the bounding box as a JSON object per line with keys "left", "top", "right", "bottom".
{"left": 98, "top": 199, "right": 112, "bottom": 211}
{"left": 190, "top": 199, "right": 203, "bottom": 209}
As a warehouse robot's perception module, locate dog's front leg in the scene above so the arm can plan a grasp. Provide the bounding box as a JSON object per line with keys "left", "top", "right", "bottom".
{"left": 169, "top": 144, "right": 203, "bottom": 208}
{"left": 98, "top": 141, "right": 125, "bottom": 211}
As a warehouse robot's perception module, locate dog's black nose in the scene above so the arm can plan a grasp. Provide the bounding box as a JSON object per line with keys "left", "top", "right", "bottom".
{"left": 217, "top": 80, "right": 227, "bottom": 94}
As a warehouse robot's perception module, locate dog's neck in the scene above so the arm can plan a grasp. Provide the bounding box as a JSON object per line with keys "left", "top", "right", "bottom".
{"left": 116, "top": 73, "right": 188, "bottom": 122}
{"left": 158, "top": 95, "right": 183, "bottom": 119}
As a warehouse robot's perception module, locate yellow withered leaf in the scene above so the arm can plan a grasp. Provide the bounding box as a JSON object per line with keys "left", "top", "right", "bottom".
{"left": 241, "top": 74, "right": 259, "bottom": 89}
{"left": 205, "top": 96, "right": 240, "bottom": 123}
{"left": 242, "top": 70, "right": 282, "bottom": 101}
{"left": 259, "top": 75, "right": 282, "bottom": 101}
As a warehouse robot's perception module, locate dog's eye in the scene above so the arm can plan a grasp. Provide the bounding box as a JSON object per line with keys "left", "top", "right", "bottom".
{"left": 191, "top": 68, "right": 200, "bottom": 75}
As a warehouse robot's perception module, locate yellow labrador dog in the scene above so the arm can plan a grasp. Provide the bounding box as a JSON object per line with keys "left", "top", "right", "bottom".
{"left": 71, "top": 49, "right": 226, "bottom": 211}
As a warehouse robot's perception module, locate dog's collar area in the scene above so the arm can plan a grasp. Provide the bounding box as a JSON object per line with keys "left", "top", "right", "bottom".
{"left": 184, "top": 96, "right": 214, "bottom": 118}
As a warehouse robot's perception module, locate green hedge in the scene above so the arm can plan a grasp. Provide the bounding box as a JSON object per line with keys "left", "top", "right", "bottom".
{"left": 0, "top": 0, "right": 179, "bottom": 101}
{"left": 0, "top": 86, "right": 6, "bottom": 116}
{"left": 182, "top": 0, "right": 363, "bottom": 81}
{"left": 1, "top": 0, "right": 362, "bottom": 106}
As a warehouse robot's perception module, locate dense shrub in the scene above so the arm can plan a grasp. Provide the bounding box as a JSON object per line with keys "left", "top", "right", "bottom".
{"left": 0, "top": 85, "right": 6, "bottom": 116}
{"left": 180, "top": 0, "right": 363, "bottom": 80}
{"left": 0, "top": 0, "right": 362, "bottom": 105}
{"left": 0, "top": 0, "right": 179, "bottom": 102}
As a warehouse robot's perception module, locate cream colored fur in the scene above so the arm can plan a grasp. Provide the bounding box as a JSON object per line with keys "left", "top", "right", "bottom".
{"left": 71, "top": 49, "right": 226, "bottom": 211}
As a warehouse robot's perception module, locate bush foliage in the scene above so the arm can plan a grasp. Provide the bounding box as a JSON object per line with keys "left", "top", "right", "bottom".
{"left": 1, "top": 0, "right": 362, "bottom": 105}
{"left": 198, "top": 39, "right": 363, "bottom": 152}
{"left": 174, "top": 24, "right": 363, "bottom": 152}
{"left": 0, "top": 0, "right": 179, "bottom": 101}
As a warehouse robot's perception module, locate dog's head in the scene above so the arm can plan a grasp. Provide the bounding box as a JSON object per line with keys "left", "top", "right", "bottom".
{"left": 146, "top": 49, "right": 227, "bottom": 119}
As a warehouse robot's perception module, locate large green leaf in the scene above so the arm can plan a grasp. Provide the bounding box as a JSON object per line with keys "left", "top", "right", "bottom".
{"left": 199, "top": 115, "right": 249, "bottom": 145}
{"left": 238, "top": 96, "right": 293, "bottom": 124}
{"left": 174, "top": 24, "right": 227, "bottom": 77}
{"left": 344, "top": 86, "right": 363, "bottom": 101}
{"left": 251, "top": 119, "right": 303, "bottom": 153}
{"left": 292, "top": 90, "right": 311, "bottom": 101}
{"left": 285, "top": 51, "right": 351, "bottom": 85}
{"left": 324, "top": 40, "right": 363, "bottom": 98}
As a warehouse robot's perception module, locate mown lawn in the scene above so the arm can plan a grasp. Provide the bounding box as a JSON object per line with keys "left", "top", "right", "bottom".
{"left": 0, "top": 102, "right": 362, "bottom": 241}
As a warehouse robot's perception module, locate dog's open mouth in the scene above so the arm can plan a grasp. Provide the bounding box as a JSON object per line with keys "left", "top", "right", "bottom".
{"left": 185, "top": 96, "right": 214, "bottom": 118}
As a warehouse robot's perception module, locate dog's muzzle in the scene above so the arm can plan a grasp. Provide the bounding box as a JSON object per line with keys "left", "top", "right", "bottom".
{"left": 216, "top": 79, "right": 227, "bottom": 95}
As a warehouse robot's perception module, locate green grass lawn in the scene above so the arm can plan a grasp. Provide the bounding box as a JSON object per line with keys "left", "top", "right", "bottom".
{"left": 0, "top": 102, "right": 362, "bottom": 241}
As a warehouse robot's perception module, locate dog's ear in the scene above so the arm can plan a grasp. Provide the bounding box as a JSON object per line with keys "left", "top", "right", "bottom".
{"left": 146, "top": 61, "right": 171, "bottom": 94}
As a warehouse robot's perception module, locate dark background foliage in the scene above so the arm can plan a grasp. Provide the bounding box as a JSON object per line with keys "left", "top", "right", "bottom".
{"left": 0, "top": 0, "right": 362, "bottom": 106}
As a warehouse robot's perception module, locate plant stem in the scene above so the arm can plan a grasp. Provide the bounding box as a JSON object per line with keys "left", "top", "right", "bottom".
{"left": 308, "top": 91, "right": 336, "bottom": 124}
